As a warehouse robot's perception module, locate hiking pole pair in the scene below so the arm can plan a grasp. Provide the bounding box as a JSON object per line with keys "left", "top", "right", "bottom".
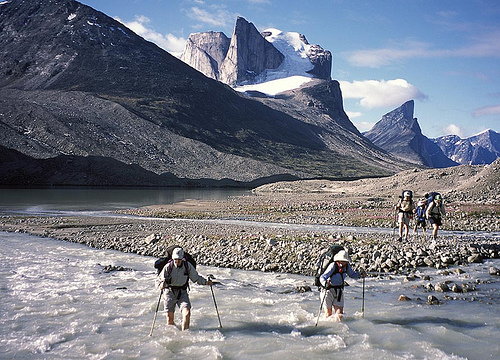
{"left": 208, "top": 275, "right": 222, "bottom": 328}
{"left": 149, "top": 288, "right": 163, "bottom": 336}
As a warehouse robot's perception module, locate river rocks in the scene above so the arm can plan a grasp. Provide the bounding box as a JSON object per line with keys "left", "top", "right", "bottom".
{"left": 398, "top": 295, "right": 411, "bottom": 301}
{"left": 1, "top": 215, "right": 498, "bottom": 278}
{"left": 427, "top": 295, "right": 440, "bottom": 305}
{"left": 294, "top": 284, "right": 312, "bottom": 293}
{"left": 145, "top": 233, "right": 161, "bottom": 245}
{"left": 468, "top": 254, "right": 483, "bottom": 263}
{"left": 489, "top": 266, "right": 500, "bottom": 276}
{"left": 100, "top": 264, "right": 133, "bottom": 273}
{"left": 435, "top": 282, "right": 450, "bottom": 292}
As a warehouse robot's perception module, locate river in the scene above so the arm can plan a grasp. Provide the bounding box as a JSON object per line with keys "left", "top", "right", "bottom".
{"left": 0, "top": 188, "right": 499, "bottom": 359}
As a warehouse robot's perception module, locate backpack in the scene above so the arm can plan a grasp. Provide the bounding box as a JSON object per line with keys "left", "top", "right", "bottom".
{"left": 415, "top": 202, "right": 427, "bottom": 220}
{"left": 313, "top": 244, "right": 344, "bottom": 288}
{"left": 154, "top": 244, "right": 197, "bottom": 275}
{"left": 425, "top": 192, "right": 441, "bottom": 210}
{"left": 426, "top": 192, "right": 441, "bottom": 203}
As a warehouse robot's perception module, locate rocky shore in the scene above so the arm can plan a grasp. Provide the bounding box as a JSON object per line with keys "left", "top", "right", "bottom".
{"left": 1, "top": 213, "right": 498, "bottom": 279}
{"left": 2, "top": 161, "right": 499, "bottom": 293}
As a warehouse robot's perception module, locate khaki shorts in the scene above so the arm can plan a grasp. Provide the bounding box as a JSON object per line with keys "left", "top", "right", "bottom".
{"left": 164, "top": 288, "right": 191, "bottom": 312}
{"left": 320, "top": 287, "right": 344, "bottom": 308}
{"left": 398, "top": 212, "right": 411, "bottom": 226}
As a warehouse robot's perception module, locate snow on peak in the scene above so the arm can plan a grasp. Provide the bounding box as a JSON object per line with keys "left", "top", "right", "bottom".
{"left": 234, "top": 28, "right": 314, "bottom": 96}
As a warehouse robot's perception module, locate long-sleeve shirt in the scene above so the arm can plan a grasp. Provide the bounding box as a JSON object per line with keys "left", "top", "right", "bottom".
{"left": 156, "top": 260, "right": 207, "bottom": 289}
{"left": 320, "top": 262, "right": 359, "bottom": 288}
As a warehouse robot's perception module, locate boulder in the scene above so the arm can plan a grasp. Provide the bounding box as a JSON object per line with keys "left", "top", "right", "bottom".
{"left": 426, "top": 295, "right": 440, "bottom": 305}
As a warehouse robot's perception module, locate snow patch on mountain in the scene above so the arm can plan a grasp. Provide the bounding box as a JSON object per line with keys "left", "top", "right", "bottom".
{"left": 234, "top": 28, "right": 314, "bottom": 96}
{"left": 235, "top": 75, "right": 312, "bottom": 96}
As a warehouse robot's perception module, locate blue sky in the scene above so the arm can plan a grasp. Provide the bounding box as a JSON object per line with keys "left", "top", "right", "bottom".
{"left": 80, "top": 0, "right": 500, "bottom": 138}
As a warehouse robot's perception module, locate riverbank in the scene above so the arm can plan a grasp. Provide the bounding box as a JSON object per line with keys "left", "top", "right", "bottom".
{"left": 1, "top": 209, "right": 498, "bottom": 277}
{"left": 1, "top": 162, "right": 499, "bottom": 279}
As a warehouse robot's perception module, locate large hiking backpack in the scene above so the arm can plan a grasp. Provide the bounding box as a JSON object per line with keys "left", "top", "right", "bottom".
{"left": 154, "top": 245, "right": 197, "bottom": 275}
{"left": 415, "top": 202, "right": 427, "bottom": 220}
{"left": 425, "top": 192, "right": 441, "bottom": 210}
{"left": 426, "top": 192, "right": 441, "bottom": 203}
{"left": 313, "top": 244, "right": 344, "bottom": 288}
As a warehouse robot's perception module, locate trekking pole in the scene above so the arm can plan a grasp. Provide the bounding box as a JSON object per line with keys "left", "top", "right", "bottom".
{"left": 208, "top": 275, "right": 222, "bottom": 328}
{"left": 361, "top": 276, "right": 365, "bottom": 318}
{"left": 149, "top": 289, "right": 163, "bottom": 336}
{"left": 315, "top": 289, "right": 327, "bottom": 327}
{"left": 392, "top": 209, "right": 397, "bottom": 237}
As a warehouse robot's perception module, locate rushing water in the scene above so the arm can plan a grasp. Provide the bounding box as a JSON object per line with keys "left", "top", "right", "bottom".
{"left": 1, "top": 232, "right": 499, "bottom": 359}
{"left": 1, "top": 188, "right": 499, "bottom": 359}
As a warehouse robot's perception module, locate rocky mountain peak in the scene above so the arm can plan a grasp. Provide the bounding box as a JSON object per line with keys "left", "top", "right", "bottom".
{"left": 433, "top": 129, "right": 500, "bottom": 165}
{"left": 364, "top": 100, "right": 457, "bottom": 168}
{"left": 218, "top": 17, "right": 284, "bottom": 85}
{"left": 180, "top": 32, "right": 230, "bottom": 80}
{"left": 181, "top": 16, "right": 332, "bottom": 89}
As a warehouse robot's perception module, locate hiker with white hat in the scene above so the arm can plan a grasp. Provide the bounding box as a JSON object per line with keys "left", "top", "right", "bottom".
{"left": 156, "top": 247, "right": 212, "bottom": 330}
{"left": 319, "top": 250, "right": 365, "bottom": 321}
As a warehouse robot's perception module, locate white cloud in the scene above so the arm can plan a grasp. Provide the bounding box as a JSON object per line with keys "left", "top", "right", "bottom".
{"left": 116, "top": 16, "right": 186, "bottom": 56}
{"left": 345, "top": 31, "right": 500, "bottom": 68}
{"left": 353, "top": 120, "right": 375, "bottom": 133}
{"left": 187, "top": 6, "right": 235, "bottom": 28}
{"left": 473, "top": 104, "right": 500, "bottom": 117}
{"left": 443, "top": 124, "right": 465, "bottom": 138}
{"left": 345, "top": 111, "right": 363, "bottom": 119}
{"left": 339, "top": 79, "right": 426, "bottom": 109}
{"left": 344, "top": 41, "right": 430, "bottom": 67}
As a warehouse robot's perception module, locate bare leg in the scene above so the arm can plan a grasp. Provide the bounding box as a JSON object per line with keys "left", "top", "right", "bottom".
{"left": 167, "top": 312, "right": 175, "bottom": 326}
{"left": 325, "top": 306, "right": 333, "bottom": 318}
{"left": 432, "top": 224, "right": 438, "bottom": 239}
{"left": 181, "top": 307, "right": 191, "bottom": 331}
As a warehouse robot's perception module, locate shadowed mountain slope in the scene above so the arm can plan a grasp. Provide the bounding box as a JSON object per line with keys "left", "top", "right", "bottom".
{"left": 0, "top": 0, "right": 406, "bottom": 186}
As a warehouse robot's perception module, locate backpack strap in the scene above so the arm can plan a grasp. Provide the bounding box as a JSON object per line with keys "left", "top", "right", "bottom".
{"left": 327, "top": 262, "right": 346, "bottom": 290}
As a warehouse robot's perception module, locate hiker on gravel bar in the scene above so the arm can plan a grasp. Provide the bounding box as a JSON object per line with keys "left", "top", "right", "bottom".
{"left": 395, "top": 190, "right": 415, "bottom": 241}
{"left": 156, "top": 247, "right": 212, "bottom": 330}
{"left": 319, "top": 250, "right": 365, "bottom": 321}
{"left": 426, "top": 194, "right": 446, "bottom": 240}
{"left": 413, "top": 198, "right": 427, "bottom": 236}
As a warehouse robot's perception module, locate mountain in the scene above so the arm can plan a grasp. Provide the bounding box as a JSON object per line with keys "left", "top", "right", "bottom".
{"left": 364, "top": 100, "right": 458, "bottom": 168}
{"left": 0, "top": 0, "right": 404, "bottom": 187}
{"left": 433, "top": 130, "right": 500, "bottom": 165}
{"left": 181, "top": 17, "right": 331, "bottom": 89}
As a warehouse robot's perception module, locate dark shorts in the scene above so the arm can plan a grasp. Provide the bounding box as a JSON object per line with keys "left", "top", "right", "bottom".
{"left": 429, "top": 216, "right": 442, "bottom": 226}
{"left": 416, "top": 219, "right": 426, "bottom": 227}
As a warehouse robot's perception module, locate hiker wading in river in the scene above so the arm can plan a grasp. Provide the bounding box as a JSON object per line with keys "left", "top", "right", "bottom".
{"left": 319, "top": 250, "right": 365, "bottom": 321}
{"left": 156, "top": 247, "right": 212, "bottom": 330}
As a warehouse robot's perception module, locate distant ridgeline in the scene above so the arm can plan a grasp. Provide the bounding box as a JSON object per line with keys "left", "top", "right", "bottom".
{"left": 364, "top": 101, "right": 500, "bottom": 167}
